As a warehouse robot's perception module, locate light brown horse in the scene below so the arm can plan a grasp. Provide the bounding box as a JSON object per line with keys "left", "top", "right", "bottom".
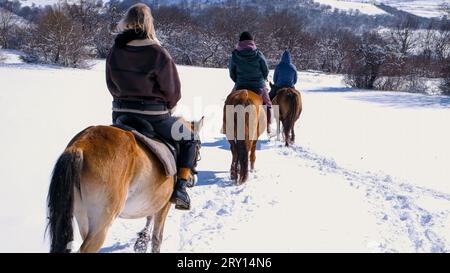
{"left": 47, "top": 118, "right": 203, "bottom": 253}
{"left": 223, "top": 90, "right": 266, "bottom": 184}
{"left": 272, "top": 87, "right": 302, "bottom": 147}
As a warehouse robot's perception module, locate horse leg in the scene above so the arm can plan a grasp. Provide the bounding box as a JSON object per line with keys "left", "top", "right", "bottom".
{"left": 74, "top": 193, "right": 89, "bottom": 241}
{"left": 79, "top": 211, "right": 116, "bottom": 253}
{"left": 134, "top": 216, "right": 153, "bottom": 253}
{"left": 283, "top": 120, "right": 290, "bottom": 147}
{"left": 250, "top": 140, "right": 257, "bottom": 171}
{"left": 276, "top": 119, "right": 281, "bottom": 142}
{"left": 79, "top": 182, "right": 126, "bottom": 253}
{"left": 151, "top": 202, "right": 171, "bottom": 253}
{"left": 229, "top": 141, "right": 238, "bottom": 181}
{"left": 291, "top": 127, "right": 296, "bottom": 144}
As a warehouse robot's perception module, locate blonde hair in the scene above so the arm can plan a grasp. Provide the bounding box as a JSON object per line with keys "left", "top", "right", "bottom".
{"left": 117, "top": 3, "right": 160, "bottom": 44}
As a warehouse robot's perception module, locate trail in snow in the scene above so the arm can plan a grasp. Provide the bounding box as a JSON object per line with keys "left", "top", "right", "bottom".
{"left": 101, "top": 139, "right": 450, "bottom": 253}
{"left": 281, "top": 144, "right": 450, "bottom": 253}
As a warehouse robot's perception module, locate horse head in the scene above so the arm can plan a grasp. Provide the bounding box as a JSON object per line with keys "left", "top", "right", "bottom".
{"left": 185, "top": 116, "right": 204, "bottom": 186}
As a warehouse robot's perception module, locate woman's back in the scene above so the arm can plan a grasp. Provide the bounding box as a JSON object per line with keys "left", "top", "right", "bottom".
{"left": 106, "top": 44, "right": 180, "bottom": 109}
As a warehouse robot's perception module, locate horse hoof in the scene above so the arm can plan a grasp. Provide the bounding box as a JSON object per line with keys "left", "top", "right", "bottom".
{"left": 230, "top": 172, "right": 237, "bottom": 181}
{"left": 134, "top": 232, "right": 150, "bottom": 253}
{"left": 238, "top": 176, "right": 248, "bottom": 185}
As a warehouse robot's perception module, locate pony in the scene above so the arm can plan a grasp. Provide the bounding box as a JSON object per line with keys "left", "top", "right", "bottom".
{"left": 272, "top": 87, "right": 302, "bottom": 146}
{"left": 223, "top": 90, "right": 266, "bottom": 184}
{"left": 47, "top": 117, "right": 204, "bottom": 253}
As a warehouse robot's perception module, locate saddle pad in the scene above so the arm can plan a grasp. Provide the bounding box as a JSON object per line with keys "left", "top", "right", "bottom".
{"left": 131, "top": 130, "right": 177, "bottom": 177}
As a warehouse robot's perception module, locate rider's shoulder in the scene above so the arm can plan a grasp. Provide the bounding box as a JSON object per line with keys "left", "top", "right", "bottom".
{"left": 150, "top": 44, "right": 175, "bottom": 62}
{"left": 256, "top": 49, "right": 264, "bottom": 56}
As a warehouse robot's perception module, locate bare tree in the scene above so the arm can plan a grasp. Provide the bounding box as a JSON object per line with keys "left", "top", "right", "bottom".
{"left": 345, "top": 32, "right": 388, "bottom": 89}
{"left": 390, "top": 16, "right": 418, "bottom": 57}
{"left": 24, "top": 5, "right": 92, "bottom": 67}
{"left": 0, "top": 7, "right": 16, "bottom": 48}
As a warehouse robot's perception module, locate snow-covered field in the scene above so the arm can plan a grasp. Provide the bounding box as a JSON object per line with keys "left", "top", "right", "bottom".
{"left": 378, "top": 0, "right": 448, "bottom": 18}
{"left": 313, "top": 0, "right": 388, "bottom": 15}
{"left": 1, "top": 51, "right": 450, "bottom": 253}
{"left": 314, "top": 0, "right": 448, "bottom": 18}
{"left": 20, "top": 0, "right": 65, "bottom": 7}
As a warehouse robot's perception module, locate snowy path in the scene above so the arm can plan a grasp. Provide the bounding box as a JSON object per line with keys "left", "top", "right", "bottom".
{"left": 102, "top": 140, "right": 450, "bottom": 253}
{"left": 1, "top": 57, "right": 449, "bottom": 252}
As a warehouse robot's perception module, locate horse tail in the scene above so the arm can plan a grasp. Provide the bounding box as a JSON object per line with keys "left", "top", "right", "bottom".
{"left": 47, "top": 148, "right": 83, "bottom": 253}
{"left": 284, "top": 90, "right": 300, "bottom": 142}
{"left": 236, "top": 140, "right": 249, "bottom": 182}
{"left": 234, "top": 90, "right": 250, "bottom": 182}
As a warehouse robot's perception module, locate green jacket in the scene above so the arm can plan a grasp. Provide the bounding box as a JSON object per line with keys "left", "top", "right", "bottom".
{"left": 229, "top": 40, "right": 269, "bottom": 91}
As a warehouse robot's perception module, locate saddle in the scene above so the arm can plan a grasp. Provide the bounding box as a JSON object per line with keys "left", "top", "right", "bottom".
{"left": 113, "top": 115, "right": 178, "bottom": 177}
{"left": 235, "top": 85, "right": 262, "bottom": 96}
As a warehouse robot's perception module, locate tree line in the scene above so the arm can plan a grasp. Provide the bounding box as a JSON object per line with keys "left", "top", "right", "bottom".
{"left": 0, "top": 0, "right": 449, "bottom": 94}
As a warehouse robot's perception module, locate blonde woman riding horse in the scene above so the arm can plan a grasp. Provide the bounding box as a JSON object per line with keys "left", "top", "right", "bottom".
{"left": 47, "top": 3, "right": 203, "bottom": 253}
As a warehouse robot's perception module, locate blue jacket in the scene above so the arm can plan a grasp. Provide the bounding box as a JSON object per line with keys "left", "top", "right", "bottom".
{"left": 229, "top": 41, "right": 269, "bottom": 91}
{"left": 273, "top": 50, "right": 297, "bottom": 88}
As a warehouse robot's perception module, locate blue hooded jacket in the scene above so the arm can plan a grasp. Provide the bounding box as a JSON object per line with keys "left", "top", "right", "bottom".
{"left": 273, "top": 50, "right": 297, "bottom": 88}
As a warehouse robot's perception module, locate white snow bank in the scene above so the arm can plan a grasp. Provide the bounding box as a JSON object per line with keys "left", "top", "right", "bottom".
{"left": 0, "top": 49, "right": 25, "bottom": 64}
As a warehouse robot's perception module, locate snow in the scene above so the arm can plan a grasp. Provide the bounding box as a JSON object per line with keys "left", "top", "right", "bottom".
{"left": 0, "top": 7, "right": 30, "bottom": 28}
{"left": 314, "top": 0, "right": 448, "bottom": 18}
{"left": 378, "top": 0, "right": 448, "bottom": 18}
{"left": 20, "top": 0, "right": 70, "bottom": 7}
{"left": 1, "top": 56, "right": 450, "bottom": 253}
{"left": 0, "top": 49, "right": 25, "bottom": 64}
{"left": 313, "top": 0, "right": 388, "bottom": 15}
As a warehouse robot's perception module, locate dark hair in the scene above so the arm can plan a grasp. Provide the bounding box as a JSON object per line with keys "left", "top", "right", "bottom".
{"left": 239, "top": 31, "right": 253, "bottom": 41}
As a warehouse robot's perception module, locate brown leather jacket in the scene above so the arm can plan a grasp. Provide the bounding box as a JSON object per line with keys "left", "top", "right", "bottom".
{"left": 106, "top": 44, "right": 181, "bottom": 110}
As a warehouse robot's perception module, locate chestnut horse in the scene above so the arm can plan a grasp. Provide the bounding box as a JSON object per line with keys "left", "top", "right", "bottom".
{"left": 272, "top": 87, "right": 302, "bottom": 146}
{"left": 223, "top": 90, "right": 266, "bottom": 184}
{"left": 47, "top": 118, "right": 203, "bottom": 253}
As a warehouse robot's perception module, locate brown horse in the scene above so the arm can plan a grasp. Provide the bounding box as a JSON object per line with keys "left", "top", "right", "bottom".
{"left": 272, "top": 87, "right": 302, "bottom": 147}
{"left": 223, "top": 90, "right": 266, "bottom": 184}
{"left": 47, "top": 117, "right": 204, "bottom": 253}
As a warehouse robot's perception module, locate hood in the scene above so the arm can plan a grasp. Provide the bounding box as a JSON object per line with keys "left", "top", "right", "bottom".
{"left": 232, "top": 48, "right": 260, "bottom": 64}
{"left": 236, "top": 40, "right": 257, "bottom": 51}
{"left": 280, "top": 50, "right": 292, "bottom": 64}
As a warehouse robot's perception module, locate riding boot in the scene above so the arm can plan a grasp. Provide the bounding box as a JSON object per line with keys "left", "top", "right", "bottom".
{"left": 171, "top": 168, "right": 191, "bottom": 210}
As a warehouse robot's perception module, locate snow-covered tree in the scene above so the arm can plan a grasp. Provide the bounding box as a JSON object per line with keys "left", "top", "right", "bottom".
{"left": 345, "top": 32, "right": 388, "bottom": 89}
{"left": 0, "top": 7, "right": 17, "bottom": 48}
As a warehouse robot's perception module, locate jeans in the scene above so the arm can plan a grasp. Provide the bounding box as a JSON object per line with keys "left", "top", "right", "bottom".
{"left": 113, "top": 112, "right": 197, "bottom": 169}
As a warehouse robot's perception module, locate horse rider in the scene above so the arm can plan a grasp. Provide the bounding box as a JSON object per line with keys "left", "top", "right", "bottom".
{"left": 105, "top": 3, "right": 195, "bottom": 210}
{"left": 269, "top": 49, "right": 298, "bottom": 100}
{"left": 227, "top": 31, "right": 272, "bottom": 134}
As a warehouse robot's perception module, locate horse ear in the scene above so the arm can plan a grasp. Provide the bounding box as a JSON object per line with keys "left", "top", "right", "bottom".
{"left": 194, "top": 116, "right": 205, "bottom": 132}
